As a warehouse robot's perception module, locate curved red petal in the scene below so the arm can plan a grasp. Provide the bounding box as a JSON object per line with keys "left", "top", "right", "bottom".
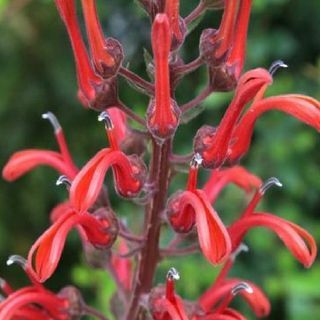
{"left": 229, "top": 94, "right": 320, "bottom": 163}
{"left": 27, "top": 210, "right": 77, "bottom": 282}
{"left": 2, "top": 150, "right": 74, "bottom": 181}
{"left": 229, "top": 212, "right": 317, "bottom": 268}
{"left": 203, "top": 166, "right": 262, "bottom": 203}
{"left": 201, "top": 68, "right": 272, "bottom": 167}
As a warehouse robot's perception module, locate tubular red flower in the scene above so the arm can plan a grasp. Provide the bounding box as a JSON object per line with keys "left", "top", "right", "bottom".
{"left": 0, "top": 286, "right": 68, "bottom": 320}
{"left": 203, "top": 166, "right": 262, "bottom": 204}
{"left": 81, "top": 0, "right": 123, "bottom": 78}
{"left": 147, "top": 14, "right": 180, "bottom": 140}
{"left": 226, "top": 0, "right": 252, "bottom": 79}
{"left": 194, "top": 68, "right": 272, "bottom": 168}
{"left": 150, "top": 268, "right": 188, "bottom": 320}
{"left": 229, "top": 212, "right": 317, "bottom": 268}
{"left": 165, "top": 0, "right": 182, "bottom": 42}
{"left": 27, "top": 210, "right": 114, "bottom": 282}
{"left": 2, "top": 150, "right": 77, "bottom": 181}
{"left": 200, "top": 279, "right": 270, "bottom": 317}
{"left": 228, "top": 94, "right": 320, "bottom": 163}
{"left": 54, "top": 0, "right": 102, "bottom": 106}
{"left": 168, "top": 190, "right": 231, "bottom": 265}
{"left": 214, "top": 0, "right": 239, "bottom": 59}
{"left": 202, "top": 0, "right": 252, "bottom": 82}
{"left": 2, "top": 113, "right": 78, "bottom": 181}
{"left": 70, "top": 148, "right": 145, "bottom": 212}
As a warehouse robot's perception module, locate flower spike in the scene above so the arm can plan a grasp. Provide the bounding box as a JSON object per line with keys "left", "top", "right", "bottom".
{"left": 81, "top": 0, "right": 123, "bottom": 78}
{"left": 147, "top": 14, "right": 181, "bottom": 140}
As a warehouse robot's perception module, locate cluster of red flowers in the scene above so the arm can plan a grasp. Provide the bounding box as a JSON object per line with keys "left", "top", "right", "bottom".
{"left": 1, "top": 0, "right": 319, "bottom": 319}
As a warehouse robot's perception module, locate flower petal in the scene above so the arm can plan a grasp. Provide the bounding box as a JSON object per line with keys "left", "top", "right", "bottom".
{"left": 199, "top": 278, "right": 270, "bottom": 317}
{"left": 229, "top": 94, "right": 320, "bottom": 163}
{"left": 229, "top": 212, "right": 317, "bottom": 268}
{"left": 203, "top": 166, "right": 262, "bottom": 203}
{"left": 27, "top": 210, "right": 76, "bottom": 282}
{"left": 171, "top": 190, "right": 231, "bottom": 265}
{"left": 2, "top": 150, "right": 75, "bottom": 181}
{"left": 70, "top": 148, "right": 145, "bottom": 212}
{"left": 195, "top": 68, "right": 272, "bottom": 168}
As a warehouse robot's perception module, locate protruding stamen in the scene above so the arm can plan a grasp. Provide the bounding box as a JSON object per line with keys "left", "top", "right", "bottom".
{"left": 231, "top": 243, "right": 249, "bottom": 261}
{"left": 269, "top": 60, "right": 288, "bottom": 76}
{"left": 42, "top": 112, "right": 62, "bottom": 133}
{"left": 6, "top": 255, "right": 27, "bottom": 269}
{"left": 98, "top": 111, "right": 114, "bottom": 130}
{"left": 190, "top": 153, "right": 203, "bottom": 168}
{"left": 56, "top": 175, "right": 71, "bottom": 187}
{"left": 167, "top": 267, "right": 180, "bottom": 281}
{"left": 231, "top": 282, "right": 253, "bottom": 296}
{"left": 260, "top": 177, "right": 283, "bottom": 194}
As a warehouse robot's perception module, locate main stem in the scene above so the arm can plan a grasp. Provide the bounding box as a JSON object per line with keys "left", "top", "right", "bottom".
{"left": 126, "top": 139, "right": 172, "bottom": 320}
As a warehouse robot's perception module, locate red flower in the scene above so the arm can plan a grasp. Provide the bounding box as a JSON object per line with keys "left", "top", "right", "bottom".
{"left": 150, "top": 268, "right": 189, "bottom": 320}
{"left": 200, "top": 0, "right": 252, "bottom": 89}
{"left": 2, "top": 112, "right": 77, "bottom": 181}
{"left": 167, "top": 155, "right": 231, "bottom": 265}
{"left": 70, "top": 148, "right": 146, "bottom": 212}
{"left": 194, "top": 68, "right": 272, "bottom": 168}
{"left": 27, "top": 206, "right": 117, "bottom": 283}
{"left": 80, "top": 0, "right": 123, "bottom": 78}
{"left": 165, "top": 0, "right": 186, "bottom": 47}
{"left": 228, "top": 94, "right": 320, "bottom": 163}
{"left": 199, "top": 279, "right": 270, "bottom": 318}
{"left": 229, "top": 212, "right": 317, "bottom": 268}
{"left": 54, "top": 0, "right": 103, "bottom": 107}
{"left": 203, "top": 166, "right": 262, "bottom": 204}
{"left": 0, "top": 282, "right": 68, "bottom": 319}
{"left": 147, "top": 14, "right": 181, "bottom": 140}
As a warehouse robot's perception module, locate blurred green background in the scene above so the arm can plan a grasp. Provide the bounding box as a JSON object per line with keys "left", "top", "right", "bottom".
{"left": 0, "top": 0, "right": 319, "bottom": 319}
